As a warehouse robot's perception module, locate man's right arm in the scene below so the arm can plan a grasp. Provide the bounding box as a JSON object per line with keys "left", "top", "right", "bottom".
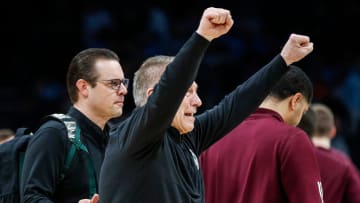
{"left": 21, "top": 123, "right": 67, "bottom": 203}
{"left": 144, "top": 7, "right": 234, "bottom": 128}
{"left": 127, "top": 8, "right": 234, "bottom": 150}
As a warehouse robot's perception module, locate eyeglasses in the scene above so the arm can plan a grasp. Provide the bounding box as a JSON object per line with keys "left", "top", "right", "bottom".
{"left": 97, "top": 78, "right": 129, "bottom": 90}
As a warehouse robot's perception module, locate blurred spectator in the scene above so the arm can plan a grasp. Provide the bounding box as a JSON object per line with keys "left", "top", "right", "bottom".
{"left": 298, "top": 103, "right": 360, "bottom": 203}
{"left": 144, "top": 4, "right": 171, "bottom": 55}
{"left": 323, "top": 96, "right": 352, "bottom": 156}
{"left": 3, "top": 0, "right": 360, "bottom": 179}
{"left": 334, "top": 63, "right": 360, "bottom": 136}
{"left": 81, "top": 1, "right": 115, "bottom": 48}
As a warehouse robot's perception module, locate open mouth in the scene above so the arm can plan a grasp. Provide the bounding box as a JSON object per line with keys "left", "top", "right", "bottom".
{"left": 115, "top": 101, "right": 124, "bottom": 105}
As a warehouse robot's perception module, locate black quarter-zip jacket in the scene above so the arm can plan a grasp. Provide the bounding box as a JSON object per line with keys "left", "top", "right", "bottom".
{"left": 21, "top": 107, "right": 108, "bottom": 203}
{"left": 99, "top": 32, "right": 288, "bottom": 203}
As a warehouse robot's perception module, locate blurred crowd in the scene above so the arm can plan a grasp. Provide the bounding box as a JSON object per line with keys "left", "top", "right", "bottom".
{"left": 2, "top": 0, "right": 360, "bottom": 167}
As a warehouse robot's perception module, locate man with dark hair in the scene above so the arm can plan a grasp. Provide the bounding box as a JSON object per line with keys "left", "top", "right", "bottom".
{"left": 99, "top": 6, "right": 316, "bottom": 203}
{"left": 200, "top": 66, "right": 324, "bottom": 203}
{"left": 21, "top": 48, "right": 128, "bottom": 203}
{"left": 299, "top": 103, "right": 360, "bottom": 203}
{"left": 297, "top": 105, "right": 317, "bottom": 135}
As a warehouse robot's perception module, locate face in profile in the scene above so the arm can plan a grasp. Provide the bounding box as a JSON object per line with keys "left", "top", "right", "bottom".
{"left": 171, "top": 82, "right": 202, "bottom": 134}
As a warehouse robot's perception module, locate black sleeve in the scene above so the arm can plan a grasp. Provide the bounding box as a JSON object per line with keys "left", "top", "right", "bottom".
{"left": 194, "top": 54, "right": 289, "bottom": 153}
{"left": 21, "top": 121, "right": 68, "bottom": 203}
{"left": 123, "top": 33, "right": 210, "bottom": 155}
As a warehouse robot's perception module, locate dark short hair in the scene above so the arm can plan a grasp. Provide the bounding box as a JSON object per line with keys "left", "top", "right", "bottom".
{"left": 298, "top": 107, "right": 316, "bottom": 137}
{"left": 66, "top": 48, "right": 119, "bottom": 103}
{"left": 269, "top": 65, "right": 313, "bottom": 103}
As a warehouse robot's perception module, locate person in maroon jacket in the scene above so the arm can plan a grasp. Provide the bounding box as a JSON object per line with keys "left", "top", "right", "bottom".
{"left": 200, "top": 66, "right": 324, "bottom": 203}
{"left": 298, "top": 103, "right": 360, "bottom": 203}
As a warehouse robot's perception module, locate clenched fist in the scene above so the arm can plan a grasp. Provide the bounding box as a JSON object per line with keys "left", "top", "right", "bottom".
{"left": 280, "top": 34, "right": 314, "bottom": 66}
{"left": 196, "top": 7, "right": 234, "bottom": 41}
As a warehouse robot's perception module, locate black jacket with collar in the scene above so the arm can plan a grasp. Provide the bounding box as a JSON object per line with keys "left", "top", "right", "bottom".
{"left": 21, "top": 107, "right": 108, "bottom": 203}
{"left": 99, "top": 32, "right": 288, "bottom": 203}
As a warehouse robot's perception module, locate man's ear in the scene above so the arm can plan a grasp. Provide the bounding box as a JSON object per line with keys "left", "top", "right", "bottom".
{"left": 146, "top": 88, "right": 154, "bottom": 97}
{"left": 76, "top": 79, "right": 89, "bottom": 98}
{"left": 329, "top": 126, "right": 337, "bottom": 139}
{"left": 289, "top": 93, "right": 303, "bottom": 111}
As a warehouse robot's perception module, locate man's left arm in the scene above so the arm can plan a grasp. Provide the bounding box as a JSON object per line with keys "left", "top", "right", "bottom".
{"left": 195, "top": 54, "right": 288, "bottom": 152}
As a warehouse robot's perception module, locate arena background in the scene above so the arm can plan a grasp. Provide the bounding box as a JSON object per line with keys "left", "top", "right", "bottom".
{"left": 3, "top": 0, "right": 360, "bottom": 167}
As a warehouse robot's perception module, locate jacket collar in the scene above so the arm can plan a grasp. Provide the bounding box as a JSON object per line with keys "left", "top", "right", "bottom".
{"left": 67, "top": 106, "right": 109, "bottom": 147}
{"left": 250, "top": 108, "right": 284, "bottom": 123}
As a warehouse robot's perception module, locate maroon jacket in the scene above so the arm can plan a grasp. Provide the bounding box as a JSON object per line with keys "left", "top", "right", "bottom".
{"left": 200, "top": 108, "right": 323, "bottom": 203}
{"left": 315, "top": 147, "right": 360, "bottom": 203}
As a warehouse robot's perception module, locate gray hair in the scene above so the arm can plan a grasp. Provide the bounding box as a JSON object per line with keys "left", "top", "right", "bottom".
{"left": 133, "top": 55, "right": 174, "bottom": 106}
